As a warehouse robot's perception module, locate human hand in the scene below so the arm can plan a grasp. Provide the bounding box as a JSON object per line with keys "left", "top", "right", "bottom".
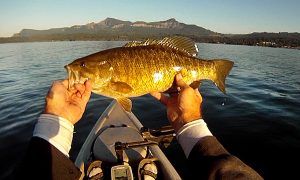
{"left": 44, "top": 79, "right": 92, "bottom": 125}
{"left": 150, "top": 74, "right": 202, "bottom": 132}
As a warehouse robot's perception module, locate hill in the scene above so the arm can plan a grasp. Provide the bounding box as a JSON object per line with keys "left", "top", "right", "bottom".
{"left": 8, "top": 18, "right": 218, "bottom": 41}
{"left": 0, "top": 18, "right": 299, "bottom": 48}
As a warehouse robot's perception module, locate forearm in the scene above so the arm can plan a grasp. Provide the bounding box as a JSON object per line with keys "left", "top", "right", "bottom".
{"left": 33, "top": 114, "right": 74, "bottom": 156}
{"left": 177, "top": 120, "right": 263, "bottom": 179}
{"left": 15, "top": 114, "right": 81, "bottom": 179}
{"left": 187, "top": 136, "right": 263, "bottom": 179}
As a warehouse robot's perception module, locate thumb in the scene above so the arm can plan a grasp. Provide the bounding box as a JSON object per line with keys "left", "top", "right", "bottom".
{"left": 82, "top": 80, "right": 92, "bottom": 103}
{"left": 175, "top": 74, "right": 189, "bottom": 89}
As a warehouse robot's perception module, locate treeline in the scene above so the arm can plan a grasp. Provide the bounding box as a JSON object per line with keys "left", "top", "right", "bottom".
{"left": 0, "top": 32, "right": 177, "bottom": 43}
{"left": 0, "top": 33, "right": 134, "bottom": 43}
{"left": 1, "top": 32, "right": 300, "bottom": 49}
{"left": 191, "top": 33, "right": 300, "bottom": 48}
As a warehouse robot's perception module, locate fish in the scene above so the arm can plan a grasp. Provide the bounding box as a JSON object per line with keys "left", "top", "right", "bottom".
{"left": 64, "top": 36, "right": 234, "bottom": 111}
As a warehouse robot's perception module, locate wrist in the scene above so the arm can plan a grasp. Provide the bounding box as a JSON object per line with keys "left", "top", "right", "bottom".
{"left": 176, "top": 119, "right": 213, "bottom": 157}
{"left": 171, "top": 116, "right": 202, "bottom": 133}
{"left": 44, "top": 106, "right": 77, "bottom": 125}
{"left": 172, "top": 115, "right": 202, "bottom": 133}
{"left": 44, "top": 105, "right": 67, "bottom": 120}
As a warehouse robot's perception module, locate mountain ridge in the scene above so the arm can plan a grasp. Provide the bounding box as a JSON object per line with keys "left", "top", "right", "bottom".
{"left": 1, "top": 18, "right": 299, "bottom": 48}
{"left": 12, "top": 17, "right": 218, "bottom": 38}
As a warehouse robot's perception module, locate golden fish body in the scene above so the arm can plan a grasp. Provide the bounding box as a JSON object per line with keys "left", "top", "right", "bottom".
{"left": 65, "top": 36, "right": 234, "bottom": 111}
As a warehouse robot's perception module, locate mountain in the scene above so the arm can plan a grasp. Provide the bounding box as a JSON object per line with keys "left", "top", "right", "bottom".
{"left": 11, "top": 17, "right": 218, "bottom": 40}
{"left": 1, "top": 18, "right": 299, "bottom": 48}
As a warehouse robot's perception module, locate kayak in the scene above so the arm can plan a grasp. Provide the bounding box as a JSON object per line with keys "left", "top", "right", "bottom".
{"left": 75, "top": 100, "right": 181, "bottom": 180}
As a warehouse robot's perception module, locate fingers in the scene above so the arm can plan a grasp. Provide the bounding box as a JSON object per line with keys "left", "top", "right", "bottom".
{"left": 74, "top": 83, "right": 85, "bottom": 96}
{"left": 62, "top": 79, "right": 69, "bottom": 88}
{"left": 194, "top": 88, "right": 201, "bottom": 96}
{"left": 169, "top": 91, "right": 179, "bottom": 98}
{"left": 60, "top": 79, "right": 77, "bottom": 93}
{"left": 175, "top": 74, "right": 189, "bottom": 89}
{"left": 194, "top": 88, "right": 203, "bottom": 102}
{"left": 150, "top": 92, "right": 168, "bottom": 105}
{"left": 84, "top": 80, "right": 92, "bottom": 92}
{"left": 82, "top": 80, "right": 92, "bottom": 103}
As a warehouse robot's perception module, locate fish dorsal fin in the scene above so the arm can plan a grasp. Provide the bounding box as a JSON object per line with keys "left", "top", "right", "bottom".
{"left": 124, "top": 36, "right": 198, "bottom": 57}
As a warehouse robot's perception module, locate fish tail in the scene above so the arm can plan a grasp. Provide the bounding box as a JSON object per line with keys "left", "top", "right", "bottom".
{"left": 211, "top": 59, "right": 234, "bottom": 93}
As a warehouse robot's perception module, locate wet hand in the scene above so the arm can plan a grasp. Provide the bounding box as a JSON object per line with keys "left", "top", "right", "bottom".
{"left": 44, "top": 79, "right": 92, "bottom": 125}
{"left": 150, "top": 74, "right": 202, "bottom": 132}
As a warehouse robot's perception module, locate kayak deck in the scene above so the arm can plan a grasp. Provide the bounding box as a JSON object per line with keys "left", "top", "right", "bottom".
{"left": 75, "top": 100, "right": 181, "bottom": 180}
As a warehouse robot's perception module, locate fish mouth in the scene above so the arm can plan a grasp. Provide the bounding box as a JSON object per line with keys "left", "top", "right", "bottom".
{"left": 65, "top": 65, "right": 89, "bottom": 90}
{"left": 65, "top": 65, "right": 79, "bottom": 89}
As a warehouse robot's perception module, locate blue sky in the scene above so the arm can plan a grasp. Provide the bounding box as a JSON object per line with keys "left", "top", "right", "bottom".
{"left": 0, "top": 0, "right": 299, "bottom": 37}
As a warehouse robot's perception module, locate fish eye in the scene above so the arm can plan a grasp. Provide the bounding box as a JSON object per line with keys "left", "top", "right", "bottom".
{"left": 80, "top": 62, "right": 86, "bottom": 67}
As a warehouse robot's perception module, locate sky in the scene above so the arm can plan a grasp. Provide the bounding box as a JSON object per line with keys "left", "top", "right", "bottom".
{"left": 0, "top": 0, "right": 299, "bottom": 37}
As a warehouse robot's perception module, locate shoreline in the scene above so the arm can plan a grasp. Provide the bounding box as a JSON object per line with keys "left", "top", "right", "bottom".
{"left": 0, "top": 39, "right": 299, "bottom": 50}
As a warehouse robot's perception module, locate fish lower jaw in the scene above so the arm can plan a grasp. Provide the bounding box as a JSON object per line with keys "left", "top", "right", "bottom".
{"left": 69, "top": 78, "right": 89, "bottom": 89}
{"left": 67, "top": 71, "right": 89, "bottom": 89}
{"left": 77, "top": 77, "right": 89, "bottom": 84}
{"left": 68, "top": 79, "right": 78, "bottom": 90}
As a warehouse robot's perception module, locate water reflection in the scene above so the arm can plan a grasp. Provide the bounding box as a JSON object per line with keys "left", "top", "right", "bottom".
{"left": 0, "top": 42, "right": 299, "bottom": 179}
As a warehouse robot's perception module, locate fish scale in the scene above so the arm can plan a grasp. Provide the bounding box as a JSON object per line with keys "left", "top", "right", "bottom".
{"left": 111, "top": 47, "right": 185, "bottom": 94}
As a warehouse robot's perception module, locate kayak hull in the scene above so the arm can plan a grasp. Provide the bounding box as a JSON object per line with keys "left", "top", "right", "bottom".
{"left": 75, "top": 100, "right": 181, "bottom": 180}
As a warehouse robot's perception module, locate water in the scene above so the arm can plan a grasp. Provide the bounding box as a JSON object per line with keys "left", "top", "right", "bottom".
{"left": 0, "top": 41, "right": 299, "bottom": 179}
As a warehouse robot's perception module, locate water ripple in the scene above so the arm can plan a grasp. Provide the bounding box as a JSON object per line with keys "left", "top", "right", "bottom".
{"left": 0, "top": 42, "right": 300, "bottom": 179}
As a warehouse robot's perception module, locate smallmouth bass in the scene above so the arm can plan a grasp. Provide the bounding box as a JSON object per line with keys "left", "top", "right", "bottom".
{"left": 65, "top": 36, "right": 234, "bottom": 111}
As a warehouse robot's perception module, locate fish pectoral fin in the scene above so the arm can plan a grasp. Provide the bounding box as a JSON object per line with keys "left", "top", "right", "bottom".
{"left": 109, "top": 81, "right": 133, "bottom": 94}
{"left": 190, "top": 81, "right": 201, "bottom": 89}
{"left": 117, "top": 97, "right": 132, "bottom": 112}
